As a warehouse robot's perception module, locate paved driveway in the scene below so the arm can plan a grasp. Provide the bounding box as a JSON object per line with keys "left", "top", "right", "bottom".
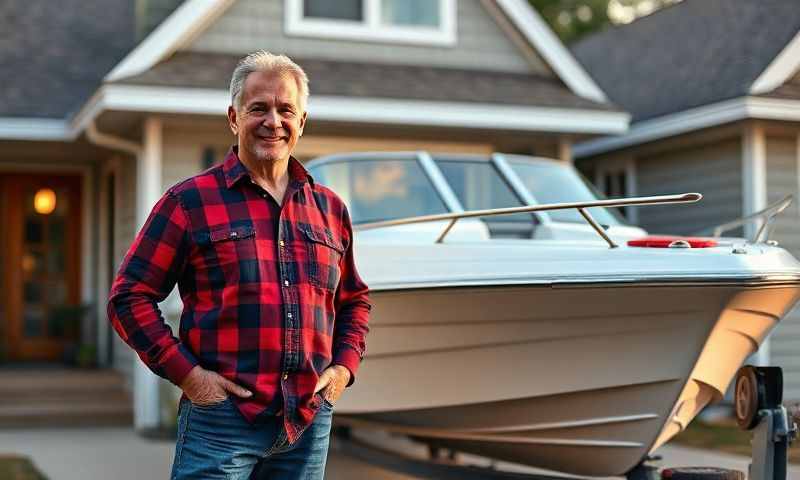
{"left": 2, "top": 427, "right": 799, "bottom": 479}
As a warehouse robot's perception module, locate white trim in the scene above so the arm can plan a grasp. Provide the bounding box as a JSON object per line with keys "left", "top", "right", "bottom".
{"left": 750, "top": 30, "right": 800, "bottom": 95}
{"left": 285, "top": 0, "right": 457, "bottom": 47}
{"left": 76, "top": 84, "right": 630, "bottom": 135}
{"left": 105, "top": 0, "right": 235, "bottom": 82}
{"left": 575, "top": 96, "right": 800, "bottom": 158}
{"left": 309, "top": 95, "right": 629, "bottom": 134}
{"left": 0, "top": 118, "right": 72, "bottom": 141}
{"left": 496, "top": 0, "right": 607, "bottom": 103}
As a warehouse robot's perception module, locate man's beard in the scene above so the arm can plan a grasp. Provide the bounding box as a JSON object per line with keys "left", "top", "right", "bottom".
{"left": 244, "top": 137, "right": 284, "bottom": 164}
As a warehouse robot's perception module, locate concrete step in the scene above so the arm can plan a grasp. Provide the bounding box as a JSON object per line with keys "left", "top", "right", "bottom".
{"left": 0, "top": 367, "right": 133, "bottom": 428}
{"left": 0, "top": 402, "right": 133, "bottom": 428}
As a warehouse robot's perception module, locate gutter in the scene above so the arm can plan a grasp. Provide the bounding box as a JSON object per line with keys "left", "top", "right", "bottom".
{"left": 85, "top": 120, "right": 142, "bottom": 156}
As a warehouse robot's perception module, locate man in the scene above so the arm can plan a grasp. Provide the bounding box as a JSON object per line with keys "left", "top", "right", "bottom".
{"left": 107, "top": 51, "right": 370, "bottom": 479}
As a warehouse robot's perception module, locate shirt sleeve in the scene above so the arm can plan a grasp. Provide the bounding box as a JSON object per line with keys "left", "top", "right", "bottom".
{"left": 332, "top": 204, "right": 371, "bottom": 387}
{"left": 107, "top": 189, "right": 199, "bottom": 387}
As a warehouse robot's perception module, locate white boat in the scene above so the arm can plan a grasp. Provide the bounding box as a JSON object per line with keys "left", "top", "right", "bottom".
{"left": 305, "top": 152, "right": 800, "bottom": 477}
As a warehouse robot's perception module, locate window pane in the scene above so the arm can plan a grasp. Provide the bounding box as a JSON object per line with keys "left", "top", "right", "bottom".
{"left": 510, "top": 160, "right": 624, "bottom": 225}
{"left": 309, "top": 159, "right": 448, "bottom": 224}
{"left": 304, "top": 0, "right": 363, "bottom": 21}
{"left": 435, "top": 158, "right": 534, "bottom": 238}
{"left": 382, "top": 0, "right": 440, "bottom": 26}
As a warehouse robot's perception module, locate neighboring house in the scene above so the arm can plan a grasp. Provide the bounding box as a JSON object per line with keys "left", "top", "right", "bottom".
{"left": 572, "top": 0, "right": 800, "bottom": 398}
{"left": 0, "top": 0, "right": 627, "bottom": 430}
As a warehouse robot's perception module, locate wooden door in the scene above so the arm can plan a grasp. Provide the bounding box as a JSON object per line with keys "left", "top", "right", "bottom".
{"left": 0, "top": 174, "right": 82, "bottom": 361}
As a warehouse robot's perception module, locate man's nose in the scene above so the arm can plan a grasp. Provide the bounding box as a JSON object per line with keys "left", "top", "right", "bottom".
{"left": 263, "top": 109, "right": 281, "bottom": 128}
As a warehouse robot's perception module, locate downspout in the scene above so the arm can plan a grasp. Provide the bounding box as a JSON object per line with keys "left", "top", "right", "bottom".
{"left": 85, "top": 120, "right": 142, "bottom": 156}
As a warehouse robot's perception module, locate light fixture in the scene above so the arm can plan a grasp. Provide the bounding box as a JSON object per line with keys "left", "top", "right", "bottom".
{"left": 34, "top": 188, "right": 57, "bottom": 215}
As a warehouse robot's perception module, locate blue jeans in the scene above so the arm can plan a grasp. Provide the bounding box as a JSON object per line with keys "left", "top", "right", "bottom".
{"left": 170, "top": 396, "right": 333, "bottom": 480}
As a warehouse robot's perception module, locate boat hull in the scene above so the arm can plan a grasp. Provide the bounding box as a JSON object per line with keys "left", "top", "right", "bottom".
{"left": 334, "top": 281, "right": 800, "bottom": 476}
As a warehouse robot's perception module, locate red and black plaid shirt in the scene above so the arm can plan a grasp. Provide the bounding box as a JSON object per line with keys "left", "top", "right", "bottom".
{"left": 108, "top": 148, "right": 370, "bottom": 442}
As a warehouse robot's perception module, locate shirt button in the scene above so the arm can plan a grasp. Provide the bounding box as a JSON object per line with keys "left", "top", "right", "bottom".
{"left": 230, "top": 231, "right": 238, "bottom": 238}
{"left": 287, "top": 312, "right": 293, "bottom": 319}
{"left": 284, "top": 280, "right": 289, "bottom": 286}
{"left": 283, "top": 373, "right": 288, "bottom": 380}
{"left": 279, "top": 240, "right": 285, "bottom": 247}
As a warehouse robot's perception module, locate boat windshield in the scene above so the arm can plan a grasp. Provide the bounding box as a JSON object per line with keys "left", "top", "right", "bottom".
{"left": 308, "top": 158, "right": 449, "bottom": 224}
{"left": 434, "top": 157, "right": 535, "bottom": 238}
{"left": 508, "top": 159, "right": 625, "bottom": 226}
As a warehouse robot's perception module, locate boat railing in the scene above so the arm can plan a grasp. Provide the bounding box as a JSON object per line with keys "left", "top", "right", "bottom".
{"left": 355, "top": 193, "right": 702, "bottom": 248}
{"left": 694, "top": 195, "right": 793, "bottom": 243}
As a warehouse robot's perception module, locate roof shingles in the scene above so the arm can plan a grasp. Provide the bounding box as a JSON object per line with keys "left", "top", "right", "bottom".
{"left": 114, "top": 52, "right": 617, "bottom": 111}
{"left": 0, "top": 0, "right": 135, "bottom": 119}
{"left": 571, "top": 0, "right": 800, "bottom": 122}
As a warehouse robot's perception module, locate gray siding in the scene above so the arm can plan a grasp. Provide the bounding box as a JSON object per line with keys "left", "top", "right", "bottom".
{"left": 634, "top": 139, "right": 743, "bottom": 236}
{"left": 763, "top": 135, "right": 800, "bottom": 401}
{"left": 187, "top": 0, "right": 551, "bottom": 75}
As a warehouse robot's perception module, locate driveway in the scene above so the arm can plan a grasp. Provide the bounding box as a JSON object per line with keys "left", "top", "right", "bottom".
{"left": 1, "top": 427, "right": 798, "bottom": 479}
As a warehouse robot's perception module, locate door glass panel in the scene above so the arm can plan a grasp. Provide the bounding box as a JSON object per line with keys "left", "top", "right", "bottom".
{"left": 23, "top": 306, "right": 45, "bottom": 337}
{"left": 20, "top": 184, "right": 75, "bottom": 341}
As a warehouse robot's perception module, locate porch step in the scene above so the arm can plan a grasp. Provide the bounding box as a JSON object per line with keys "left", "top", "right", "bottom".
{"left": 0, "top": 367, "right": 133, "bottom": 428}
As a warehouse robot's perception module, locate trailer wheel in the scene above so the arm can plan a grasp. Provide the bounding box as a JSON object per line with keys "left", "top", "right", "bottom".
{"left": 660, "top": 467, "right": 744, "bottom": 480}
{"left": 735, "top": 366, "right": 761, "bottom": 430}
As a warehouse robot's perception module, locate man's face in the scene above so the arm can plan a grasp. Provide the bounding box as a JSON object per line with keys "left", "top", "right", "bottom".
{"left": 227, "top": 71, "right": 307, "bottom": 165}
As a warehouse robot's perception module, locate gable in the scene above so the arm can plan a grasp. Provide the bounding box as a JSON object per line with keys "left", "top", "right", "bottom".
{"left": 185, "top": 0, "right": 554, "bottom": 76}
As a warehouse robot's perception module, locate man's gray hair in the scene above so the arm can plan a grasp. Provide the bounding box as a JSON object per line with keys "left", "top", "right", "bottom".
{"left": 229, "top": 51, "right": 309, "bottom": 111}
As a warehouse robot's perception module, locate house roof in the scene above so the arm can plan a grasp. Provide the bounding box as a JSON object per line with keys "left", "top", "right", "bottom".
{"left": 113, "top": 52, "right": 617, "bottom": 112}
{"left": 571, "top": 0, "right": 800, "bottom": 123}
{"left": 0, "top": 0, "right": 136, "bottom": 119}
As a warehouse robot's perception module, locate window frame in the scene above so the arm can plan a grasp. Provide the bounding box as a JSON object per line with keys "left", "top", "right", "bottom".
{"left": 285, "top": 0, "right": 457, "bottom": 47}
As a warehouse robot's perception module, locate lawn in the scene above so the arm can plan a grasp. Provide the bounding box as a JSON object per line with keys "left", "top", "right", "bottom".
{"left": 672, "top": 419, "right": 800, "bottom": 464}
{"left": 0, "top": 455, "right": 47, "bottom": 480}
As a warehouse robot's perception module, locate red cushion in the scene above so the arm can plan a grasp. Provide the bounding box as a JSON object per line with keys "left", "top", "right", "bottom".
{"left": 627, "top": 235, "right": 718, "bottom": 248}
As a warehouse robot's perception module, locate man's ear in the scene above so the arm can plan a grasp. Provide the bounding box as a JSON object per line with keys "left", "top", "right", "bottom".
{"left": 227, "top": 105, "right": 239, "bottom": 136}
{"left": 298, "top": 111, "right": 308, "bottom": 136}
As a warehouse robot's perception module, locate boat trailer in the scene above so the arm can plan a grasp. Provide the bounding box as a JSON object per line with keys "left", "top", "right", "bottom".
{"left": 333, "top": 365, "right": 797, "bottom": 480}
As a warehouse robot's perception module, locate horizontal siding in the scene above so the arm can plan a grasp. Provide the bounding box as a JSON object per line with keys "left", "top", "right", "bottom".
{"left": 764, "top": 135, "right": 800, "bottom": 401}
{"left": 634, "top": 139, "right": 743, "bottom": 236}
{"left": 188, "top": 0, "right": 549, "bottom": 75}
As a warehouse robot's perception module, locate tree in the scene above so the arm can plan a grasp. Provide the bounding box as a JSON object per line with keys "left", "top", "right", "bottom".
{"left": 529, "top": 0, "right": 683, "bottom": 44}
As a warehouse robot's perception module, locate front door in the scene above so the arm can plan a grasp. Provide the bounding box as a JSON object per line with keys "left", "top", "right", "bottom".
{"left": 0, "top": 174, "right": 82, "bottom": 361}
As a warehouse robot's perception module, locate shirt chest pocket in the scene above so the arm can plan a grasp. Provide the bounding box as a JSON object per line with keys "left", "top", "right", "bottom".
{"left": 199, "top": 224, "right": 258, "bottom": 283}
{"left": 299, "top": 225, "right": 345, "bottom": 292}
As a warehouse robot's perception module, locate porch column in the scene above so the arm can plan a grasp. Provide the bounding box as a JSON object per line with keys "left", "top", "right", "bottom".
{"left": 742, "top": 122, "right": 769, "bottom": 366}
{"left": 134, "top": 117, "right": 163, "bottom": 430}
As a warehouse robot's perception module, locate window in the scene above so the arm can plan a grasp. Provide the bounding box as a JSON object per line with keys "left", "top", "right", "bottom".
{"left": 434, "top": 158, "right": 536, "bottom": 239}
{"left": 593, "top": 159, "right": 637, "bottom": 223}
{"left": 309, "top": 158, "right": 448, "bottom": 224}
{"left": 286, "top": 0, "right": 456, "bottom": 46}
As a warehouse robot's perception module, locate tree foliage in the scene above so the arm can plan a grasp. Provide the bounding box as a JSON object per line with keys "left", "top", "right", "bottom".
{"left": 529, "top": 0, "right": 682, "bottom": 44}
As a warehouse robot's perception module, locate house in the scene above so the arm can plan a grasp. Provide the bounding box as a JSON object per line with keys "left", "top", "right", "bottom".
{"left": 0, "top": 0, "right": 626, "bottom": 430}
{"left": 571, "top": 0, "right": 800, "bottom": 398}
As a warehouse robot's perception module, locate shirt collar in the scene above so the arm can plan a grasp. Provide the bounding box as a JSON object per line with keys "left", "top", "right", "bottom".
{"left": 223, "top": 146, "right": 314, "bottom": 189}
